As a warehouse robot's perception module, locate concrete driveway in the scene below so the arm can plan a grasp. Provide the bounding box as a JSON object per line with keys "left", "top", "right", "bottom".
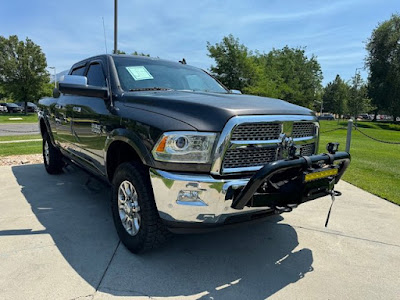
{"left": 0, "top": 164, "right": 399, "bottom": 300}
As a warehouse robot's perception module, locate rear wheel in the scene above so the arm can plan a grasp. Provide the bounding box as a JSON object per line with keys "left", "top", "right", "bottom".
{"left": 111, "top": 162, "right": 170, "bottom": 253}
{"left": 43, "top": 132, "right": 64, "bottom": 174}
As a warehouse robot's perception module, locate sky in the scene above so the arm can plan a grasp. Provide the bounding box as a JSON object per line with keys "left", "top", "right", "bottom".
{"left": 1, "top": 0, "right": 399, "bottom": 85}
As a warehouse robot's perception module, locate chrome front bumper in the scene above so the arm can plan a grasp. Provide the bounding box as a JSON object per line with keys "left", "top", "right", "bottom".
{"left": 149, "top": 169, "right": 272, "bottom": 224}
{"left": 149, "top": 152, "right": 351, "bottom": 226}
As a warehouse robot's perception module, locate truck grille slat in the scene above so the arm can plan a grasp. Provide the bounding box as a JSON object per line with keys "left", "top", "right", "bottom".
{"left": 300, "top": 143, "right": 315, "bottom": 156}
{"left": 292, "top": 122, "right": 315, "bottom": 138}
{"left": 231, "top": 123, "right": 281, "bottom": 141}
{"left": 223, "top": 148, "right": 277, "bottom": 169}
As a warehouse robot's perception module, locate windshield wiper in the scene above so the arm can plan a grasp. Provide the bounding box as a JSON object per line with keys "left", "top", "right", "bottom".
{"left": 129, "top": 87, "right": 173, "bottom": 92}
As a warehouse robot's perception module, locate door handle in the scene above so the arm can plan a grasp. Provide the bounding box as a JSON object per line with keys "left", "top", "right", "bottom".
{"left": 73, "top": 106, "right": 81, "bottom": 113}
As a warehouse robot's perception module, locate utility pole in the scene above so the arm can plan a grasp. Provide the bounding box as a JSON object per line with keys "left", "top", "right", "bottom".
{"left": 354, "top": 67, "right": 363, "bottom": 89}
{"left": 49, "top": 67, "right": 56, "bottom": 88}
{"left": 354, "top": 67, "right": 363, "bottom": 122}
{"left": 320, "top": 99, "right": 323, "bottom": 115}
{"left": 114, "top": 0, "right": 118, "bottom": 54}
{"left": 314, "top": 100, "right": 323, "bottom": 115}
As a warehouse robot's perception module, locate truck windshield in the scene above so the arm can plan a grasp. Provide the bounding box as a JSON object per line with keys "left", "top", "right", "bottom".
{"left": 113, "top": 56, "right": 228, "bottom": 94}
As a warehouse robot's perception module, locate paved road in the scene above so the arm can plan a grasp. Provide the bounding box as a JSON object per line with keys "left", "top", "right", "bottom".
{"left": 0, "top": 164, "right": 399, "bottom": 300}
{"left": 0, "top": 123, "right": 39, "bottom": 136}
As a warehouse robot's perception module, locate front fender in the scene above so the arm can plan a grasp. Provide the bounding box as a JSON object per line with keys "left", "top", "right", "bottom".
{"left": 105, "top": 128, "right": 155, "bottom": 167}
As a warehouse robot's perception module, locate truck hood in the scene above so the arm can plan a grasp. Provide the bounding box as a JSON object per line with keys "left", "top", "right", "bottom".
{"left": 123, "top": 90, "right": 314, "bottom": 131}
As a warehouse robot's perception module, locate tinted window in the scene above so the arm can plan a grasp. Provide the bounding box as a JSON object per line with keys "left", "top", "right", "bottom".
{"left": 71, "top": 66, "right": 86, "bottom": 76}
{"left": 113, "top": 57, "right": 227, "bottom": 93}
{"left": 86, "top": 63, "right": 106, "bottom": 87}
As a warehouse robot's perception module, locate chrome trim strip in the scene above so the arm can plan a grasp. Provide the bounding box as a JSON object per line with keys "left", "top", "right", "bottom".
{"left": 229, "top": 136, "right": 315, "bottom": 149}
{"left": 223, "top": 166, "right": 265, "bottom": 173}
{"left": 211, "top": 115, "right": 318, "bottom": 175}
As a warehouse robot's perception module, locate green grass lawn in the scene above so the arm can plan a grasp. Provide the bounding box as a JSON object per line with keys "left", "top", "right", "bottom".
{"left": 0, "top": 134, "right": 41, "bottom": 142}
{"left": 0, "top": 140, "right": 42, "bottom": 156}
{"left": 0, "top": 113, "right": 38, "bottom": 123}
{"left": 319, "top": 120, "right": 400, "bottom": 205}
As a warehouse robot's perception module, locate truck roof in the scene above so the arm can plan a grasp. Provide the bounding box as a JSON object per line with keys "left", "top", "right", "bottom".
{"left": 70, "top": 54, "right": 180, "bottom": 71}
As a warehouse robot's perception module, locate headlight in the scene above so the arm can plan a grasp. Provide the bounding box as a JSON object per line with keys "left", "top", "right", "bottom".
{"left": 152, "top": 132, "right": 217, "bottom": 163}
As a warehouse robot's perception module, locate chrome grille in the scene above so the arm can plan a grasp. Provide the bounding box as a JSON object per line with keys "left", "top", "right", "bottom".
{"left": 212, "top": 115, "right": 319, "bottom": 175}
{"left": 231, "top": 123, "right": 281, "bottom": 141}
{"left": 222, "top": 147, "right": 277, "bottom": 169}
{"left": 292, "top": 122, "right": 315, "bottom": 138}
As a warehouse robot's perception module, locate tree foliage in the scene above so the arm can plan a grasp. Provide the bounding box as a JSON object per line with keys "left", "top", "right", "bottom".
{"left": 207, "top": 34, "right": 255, "bottom": 92}
{"left": 323, "top": 75, "right": 348, "bottom": 117}
{"left": 207, "top": 35, "right": 323, "bottom": 108}
{"left": 132, "top": 51, "right": 150, "bottom": 57}
{"left": 0, "top": 35, "right": 50, "bottom": 107}
{"left": 348, "top": 73, "right": 373, "bottom": 119}
{"left": 366, "top": 14, "right": 400, "bottom": 121}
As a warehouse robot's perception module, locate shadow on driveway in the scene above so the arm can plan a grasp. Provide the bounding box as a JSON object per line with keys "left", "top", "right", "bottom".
{"left": 9, "top": 164, "right": 313, "bottom": 299}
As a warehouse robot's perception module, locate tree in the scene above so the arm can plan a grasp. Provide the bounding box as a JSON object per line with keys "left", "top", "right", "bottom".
{"left": 131, "top": 51, "right": 150, "bottom": 57}
{"left": 0, "top": 35, "right": 50, "bottom": 113}
{"left": 323, "top": 75, "right": 349, "bottom": 118}
{"left": 252, "top": 46, "right": 323, "bottom": 107}
{"left": 206, "top": 35, "right": 323, "bottom": 108}
{"left": 0, "top": 84, "right": 6, "bottom": 100}
{"left": 207, "top": 34, "right": 256, "bottom": 90}
{"left": 366, "top": 14, "right": 400, "bottom": 122}
{"left": 348, "top": 73, "right": 373, "bottom": 120}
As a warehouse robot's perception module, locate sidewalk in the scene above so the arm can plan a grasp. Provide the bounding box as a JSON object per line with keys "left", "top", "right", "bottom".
{"left": 0, "top": 123, "right": 39, "bottom": 136}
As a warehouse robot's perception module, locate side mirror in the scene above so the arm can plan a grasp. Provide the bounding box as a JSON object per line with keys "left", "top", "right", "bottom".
{"left": 58, "top": 75, "right": 109, "bottom": 99}
{"left": 230, "top": 89, "right": 242, "bottom": 94}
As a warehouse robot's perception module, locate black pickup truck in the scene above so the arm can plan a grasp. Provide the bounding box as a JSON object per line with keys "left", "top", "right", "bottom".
{"left": 38, "top": 54, "right": 350, "bottom": 253}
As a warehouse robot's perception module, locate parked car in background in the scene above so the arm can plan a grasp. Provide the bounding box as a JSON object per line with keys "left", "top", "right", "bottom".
{"left": 0, "top": 103, "right": 7, "bottom": 113}
{"left": 0, "top": 102, "right": 23, "bottom": 113}
{"left": 318, "top": 113, "right": 335, "bottom": 120}
{"left": 358, "top": 114, "right": 372, "bottom": 120}
{"left": 16, "top": 102, "right": 38, "bottom": 113}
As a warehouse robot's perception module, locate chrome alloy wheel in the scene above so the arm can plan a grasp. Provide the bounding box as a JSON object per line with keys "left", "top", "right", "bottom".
{"left": 44, "top": 140, "right": 50, "bottom": 165}
{"left": 118, "top": 180, "right": 141, "bottom": 236}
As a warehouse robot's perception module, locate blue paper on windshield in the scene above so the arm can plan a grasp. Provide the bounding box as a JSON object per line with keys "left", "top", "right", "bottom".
{"left": 126, "top": 66, "right": 154, "bottom": 81}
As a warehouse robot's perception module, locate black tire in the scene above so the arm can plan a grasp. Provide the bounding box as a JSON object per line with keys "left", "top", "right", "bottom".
{"left": 43, "top": 132, "right": 64, "bottom": 174}
{"left": 111, "top": 162, "right": 170, "bottom": 253}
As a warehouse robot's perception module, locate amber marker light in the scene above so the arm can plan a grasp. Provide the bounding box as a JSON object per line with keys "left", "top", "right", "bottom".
{"left": 156, "top": 136, "right": 168, "bottom": 152}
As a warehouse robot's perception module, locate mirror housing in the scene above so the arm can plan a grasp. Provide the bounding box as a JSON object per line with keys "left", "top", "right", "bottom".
{"left": 230, "top": 89, "right": 242, "bottom": 94}
{"left": 58, "top": 75, "right": 109, "bottom": 99}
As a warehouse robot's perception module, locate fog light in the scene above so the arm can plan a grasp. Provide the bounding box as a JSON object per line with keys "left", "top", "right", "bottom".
{"left": 177, "top": 190, "right": 207, "bottom": 206}
{"left": 326, "top": 142, "right": 339, "bottom": 154}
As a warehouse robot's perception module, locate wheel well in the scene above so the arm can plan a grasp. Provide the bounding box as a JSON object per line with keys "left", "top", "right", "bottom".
{"left": 39, "top": 118, "right": 47, "bottom": 137}
{"left": 106, "top": 141, "right": 142, "bottom": 181}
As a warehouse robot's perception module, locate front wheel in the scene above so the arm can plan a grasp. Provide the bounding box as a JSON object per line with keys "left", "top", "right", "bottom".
{"left": 111, "top": 162, "right": 170, "bottom": 253}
